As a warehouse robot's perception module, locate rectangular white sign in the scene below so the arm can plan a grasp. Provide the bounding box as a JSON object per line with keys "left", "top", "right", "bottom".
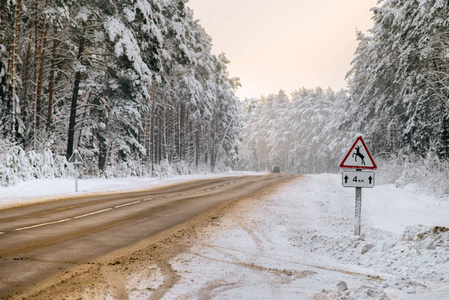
{"left": 342, "top": 171, "right": 375, "bottom": 188}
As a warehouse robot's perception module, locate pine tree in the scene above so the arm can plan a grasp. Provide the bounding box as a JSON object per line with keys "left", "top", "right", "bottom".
{"left": 348, "top": 0, "right": 449, "bottom": 158}
{"left": 0, "top": 0, "right": 244, "bottom": 177}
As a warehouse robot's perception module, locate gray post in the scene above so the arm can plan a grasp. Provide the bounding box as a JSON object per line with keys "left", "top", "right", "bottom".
{"left": 75, "top": 166, "right": 79, "bottom": 193}
{"left": 354, "top": 187, "right": 362, "bottom": 235}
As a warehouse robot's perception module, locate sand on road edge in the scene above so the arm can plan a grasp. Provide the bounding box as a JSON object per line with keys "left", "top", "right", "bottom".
{"left": 11, "top": 175, "right": 300, "bottom": 300}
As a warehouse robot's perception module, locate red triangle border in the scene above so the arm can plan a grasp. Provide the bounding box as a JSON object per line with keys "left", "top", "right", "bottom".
{"left": 339, "top": 136, "right": 377, "bottom": 170}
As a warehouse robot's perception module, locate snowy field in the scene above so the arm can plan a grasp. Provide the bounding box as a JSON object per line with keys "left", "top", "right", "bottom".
{"left": 2, "top": 173, "right": 449, "bottom": 299}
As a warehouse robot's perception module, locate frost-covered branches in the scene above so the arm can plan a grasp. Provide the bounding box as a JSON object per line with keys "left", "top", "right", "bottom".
{"left": 239, "top": 88, "right": 349, "bottom": 174}
{"left": 347, "top": 0, "right": 449, "bottom": 158}
{"left": 0, "top": 0, "right": 242, "bottom": 178}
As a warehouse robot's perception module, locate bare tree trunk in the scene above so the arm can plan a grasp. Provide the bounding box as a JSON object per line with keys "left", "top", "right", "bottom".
{"left": 47, "top": 25, "right": 58, "bottom": 131}
{"left": 36, "top": 19, "right": 48, "bottom": 131}
{"left": 98, "top": 132, "right": 107, "bottom": 172}
{"left": 210, "top": 118, "right": 216, "bottom": 171}
{"left": 176, "top": 102, "right": 184, "bottom": 160}
{"left": 7, "top": 0, "right": 23, "bottom": 137}
{"left": 204, "top": 125, "right": 208, "bottom": 164}
{"left": 150, "top": 95, "right": 155, "bottom": 173}
{"left": 22, "top": 32, "right": 33, "bottom": 121}
{"left": 195, "top": 124, "right": 200, "bottom": 169}
{"left": 146, "top": 82, "right": 156, "bottom": 170}
{"left": 162, "top": 108, "right": 166, "bottom": 162}
{"left": 144, "top": 113, "right": 149, "bottom": 161}
{"left": 188, "top": 121, "right": 193, "bottom": 162}
{"left": 66, "top": 29, "right": 85, "bottom": 158}
{"left": 33, "top": 0, "right": 40, "bottom": 147}
{"left": 158, "top": 111, "right": 162, "bottom": 162}
{"left": 0, "top": 0, "right": 5, "bottom": 50}
{"left": 0, "top": 0, "right": 6, "bottom": 106}
{"left": 167, "top": 105, "right": 173, "bottom": 162}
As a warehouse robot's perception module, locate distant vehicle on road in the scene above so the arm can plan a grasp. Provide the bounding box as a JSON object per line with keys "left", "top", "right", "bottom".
{"left": 272, "top": 166, "right": 280, "bottom": 173}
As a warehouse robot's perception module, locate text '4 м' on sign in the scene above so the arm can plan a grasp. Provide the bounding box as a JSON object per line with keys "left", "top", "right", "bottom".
{"left": 340, "top": 136, "right": 377, "bottom": 170}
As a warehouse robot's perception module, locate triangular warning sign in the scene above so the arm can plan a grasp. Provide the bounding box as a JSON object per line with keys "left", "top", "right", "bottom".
{"left": 68, "top": 149, "right": 84, "bottom": 165}
{"left": 340, "top": 136, "right": 377, "bottom": 169}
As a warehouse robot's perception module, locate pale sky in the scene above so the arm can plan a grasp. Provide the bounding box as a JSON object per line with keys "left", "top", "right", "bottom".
{"left": 186, "top": 0, "right": 378, "bottom": 99}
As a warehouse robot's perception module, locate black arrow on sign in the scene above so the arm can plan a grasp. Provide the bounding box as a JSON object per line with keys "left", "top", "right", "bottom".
{"left": 368, "top": 176, "right": 373, "bottom": 184}
{"left": 344, "top": 175, "right": 349, "bottom": 184}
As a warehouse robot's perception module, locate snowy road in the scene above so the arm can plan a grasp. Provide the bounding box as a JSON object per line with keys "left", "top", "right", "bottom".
{"left": 2, "top": 173, "right": 449, "bottom": 299}
{"left": 159, "top": 174, "right": 449, "bottom": 299}
{"left": 0, "top": 173, "right": 296, "bottom": 298}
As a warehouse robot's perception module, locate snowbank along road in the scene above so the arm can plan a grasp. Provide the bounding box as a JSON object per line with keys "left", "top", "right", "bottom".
{"left": 0, "top": 173, "right": 297, "bottom": 298}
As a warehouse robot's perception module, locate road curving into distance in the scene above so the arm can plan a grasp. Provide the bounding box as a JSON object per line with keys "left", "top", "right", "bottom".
{"left": 0, "top": 173, "right": 297, "bottom": 298}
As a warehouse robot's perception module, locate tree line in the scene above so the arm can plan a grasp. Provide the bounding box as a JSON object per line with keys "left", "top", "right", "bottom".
{"left": 239, "top": 88, "right": 350, "bottom": 174}
{"left": 239, "top": 0, "right": 449, "bottom": 173}
{"left": 3, "top": 0, "right": 447, "bottom": 178}
{"left": 347, "top": 0, "right": 449, "bottom": 159}
{"left": 0, "top": 0, "right": 241, "bottom": 176}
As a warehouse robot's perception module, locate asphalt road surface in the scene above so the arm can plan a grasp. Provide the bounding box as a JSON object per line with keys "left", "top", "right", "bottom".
{"left": 0, "top": 173, "right": 296, "bottom": 298}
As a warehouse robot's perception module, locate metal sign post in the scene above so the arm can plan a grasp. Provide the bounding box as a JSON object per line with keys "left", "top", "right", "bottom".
{"left": 340, "top": 136, "right": 377, "bottom": 236}
{"left": 75, "top": 167, "right": 79, "bottom": 192}
{"left": 68, "top": 149, "right": 84, "bottom": 192}
{"left": 354, "top": 177, "right": 362, "bottom": 235}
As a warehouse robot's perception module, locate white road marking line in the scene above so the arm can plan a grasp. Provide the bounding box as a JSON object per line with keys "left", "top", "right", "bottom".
{"left": 114, "top": 200, "right": 141, "bottom": 209}
{"left": 11, "top": 180, "right": 243, "bottom": 233}
{"left": 13, "top": 199, "right": 145, "bottom": 232}
{"left": 73, "top": 208, "right": 113, "bottom": 219}
{"left": 15, "top": 219, "right": 71, "bottom": 231}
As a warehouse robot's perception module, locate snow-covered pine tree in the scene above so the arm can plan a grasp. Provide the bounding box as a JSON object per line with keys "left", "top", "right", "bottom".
{"left": 0, "top": 0, "right": 244, "bottom": 179}
{"left": 348, "top": 0, "right": 449, "bottom": 158}
{"left": 240, "top": 88, "right": 347, "bottom": 173}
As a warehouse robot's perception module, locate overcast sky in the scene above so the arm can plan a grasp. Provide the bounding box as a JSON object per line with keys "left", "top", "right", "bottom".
{"left": 186, "top": 0, "right": 378, "bottom": 99}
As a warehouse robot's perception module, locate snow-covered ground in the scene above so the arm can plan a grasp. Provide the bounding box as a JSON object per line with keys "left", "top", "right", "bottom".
{"left": 2, "top": 173, "right": 449, "bottom": 299}
{"left": 146, "top": 174, "right": 449, "bottom": 300}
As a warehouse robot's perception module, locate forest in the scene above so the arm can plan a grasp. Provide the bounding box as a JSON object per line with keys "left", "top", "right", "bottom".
{"left": 0, "top": 0, "right": 241, "bottom": 180}
{"left": 239, "top": 88, "right": 349, "bottom": 174}
{"left": 238, "top": 0, "right": 449, "bottom": 194}
{"left": 2, "top": 0, "right": 449, "bottom": 195}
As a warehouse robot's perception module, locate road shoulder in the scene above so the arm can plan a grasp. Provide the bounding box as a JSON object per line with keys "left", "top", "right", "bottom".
{"left": 11, "top": 175, "right": 298, "bottom": 299}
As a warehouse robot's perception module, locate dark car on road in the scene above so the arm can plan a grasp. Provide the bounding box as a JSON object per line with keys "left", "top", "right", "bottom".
{"left": 272, "top": 166, "right": 280, "bottom": 173}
